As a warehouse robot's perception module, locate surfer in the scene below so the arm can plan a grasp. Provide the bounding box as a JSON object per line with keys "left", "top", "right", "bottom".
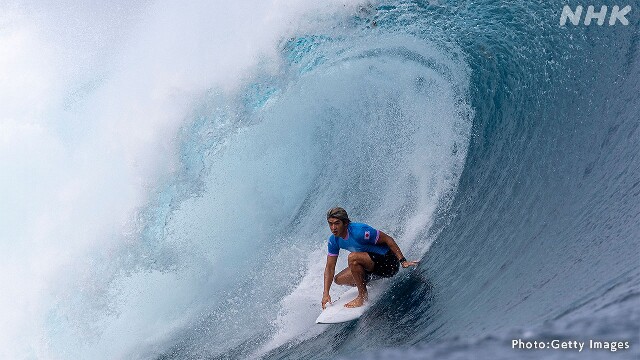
{"left": 322, "top": 207, "right": 418, "bottom": 309}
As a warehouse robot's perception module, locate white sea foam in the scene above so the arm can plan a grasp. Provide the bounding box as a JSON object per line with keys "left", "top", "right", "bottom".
{"left": 0, "top": 1, "right": 368, "bottom": 358}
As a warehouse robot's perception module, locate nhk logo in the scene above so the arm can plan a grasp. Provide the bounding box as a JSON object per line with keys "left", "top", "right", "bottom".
{"left": 560, "top": 5, "right": 632, "bottom": 25}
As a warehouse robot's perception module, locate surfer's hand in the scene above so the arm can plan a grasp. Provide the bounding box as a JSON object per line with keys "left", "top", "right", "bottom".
{"left": 322, "top": 294, "right": 332, "bottom": 309}
{"left": 401, "top": 260, "right": 419, "bottom": 268}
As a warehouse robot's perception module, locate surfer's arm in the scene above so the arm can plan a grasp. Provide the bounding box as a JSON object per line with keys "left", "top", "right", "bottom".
{"left": 322, "top": 255, "right": 338, "bottom": 309}
{"left": 377, "top": 231, "right": 419, "bottom": 268}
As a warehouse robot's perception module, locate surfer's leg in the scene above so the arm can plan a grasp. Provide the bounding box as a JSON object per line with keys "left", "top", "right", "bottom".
{"left": 345, "top": 252, "right": 375, "bottom": 308}
{"left": 334, "top": 267, "right": 356, "bottom": 286}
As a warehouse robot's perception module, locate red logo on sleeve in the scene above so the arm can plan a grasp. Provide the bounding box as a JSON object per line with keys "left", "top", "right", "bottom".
{"left": 365, "top": 231, "right": 370, "bottom": 240}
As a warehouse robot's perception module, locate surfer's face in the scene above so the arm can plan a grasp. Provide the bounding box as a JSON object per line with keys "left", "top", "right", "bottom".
{"left": 328, "top": 218, "right": 346, "bottom": 237}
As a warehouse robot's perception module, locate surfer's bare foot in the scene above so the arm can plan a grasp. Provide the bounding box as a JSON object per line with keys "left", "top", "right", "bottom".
{"left": 344, "top": 294, "right": 367, "bottom": 308}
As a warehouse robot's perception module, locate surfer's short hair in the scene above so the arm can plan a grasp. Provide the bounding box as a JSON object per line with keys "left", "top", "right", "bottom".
{"left": 327, "top": 207, "right": 350, "bottom": 224}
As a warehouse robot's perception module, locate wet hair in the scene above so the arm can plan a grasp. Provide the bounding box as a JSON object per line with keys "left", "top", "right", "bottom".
{"left": 326, "top": 207, "right": 350, "bottom": 224}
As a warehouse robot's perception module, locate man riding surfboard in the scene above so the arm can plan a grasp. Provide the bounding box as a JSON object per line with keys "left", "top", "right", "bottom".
{"left": 322, "top": 207, "right": 419, "bottom": 309}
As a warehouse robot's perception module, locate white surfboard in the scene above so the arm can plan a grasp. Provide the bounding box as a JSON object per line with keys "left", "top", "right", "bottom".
{"left": 315, "top": 282, "right": 386, "bottom": 324}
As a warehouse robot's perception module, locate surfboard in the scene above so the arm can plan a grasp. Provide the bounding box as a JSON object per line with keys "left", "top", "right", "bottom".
{"left": 316, "top": 287, "right": 369, "bottom": 324}
{"left": 316, "top": 283, "right": 386, "bottom": 324}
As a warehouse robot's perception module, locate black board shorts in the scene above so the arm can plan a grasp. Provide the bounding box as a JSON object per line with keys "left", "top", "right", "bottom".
{"left": 365, "top": 250, "right": 400, "bottom": 283}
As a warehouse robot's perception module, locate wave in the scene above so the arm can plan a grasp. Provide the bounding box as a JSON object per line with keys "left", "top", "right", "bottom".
{"left": 1, "top": 0, "right": 638, "bottom": 359}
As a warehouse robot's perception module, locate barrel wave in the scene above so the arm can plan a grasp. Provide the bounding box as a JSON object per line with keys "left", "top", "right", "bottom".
{"left": 1, "top": 1, "right": 638, "bottom": 359}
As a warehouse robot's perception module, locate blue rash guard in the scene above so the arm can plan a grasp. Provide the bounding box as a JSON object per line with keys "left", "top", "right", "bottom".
{"left": 327, "top": 222, "right": 390, "bottom": 256}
